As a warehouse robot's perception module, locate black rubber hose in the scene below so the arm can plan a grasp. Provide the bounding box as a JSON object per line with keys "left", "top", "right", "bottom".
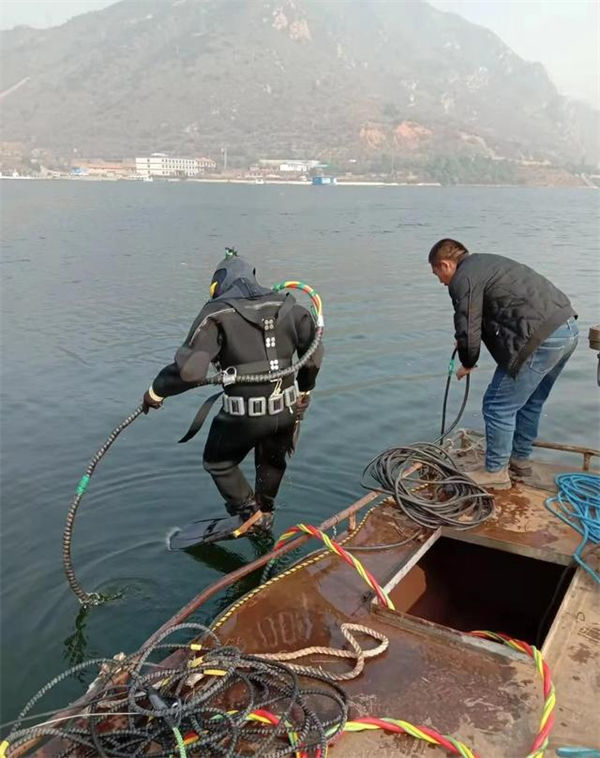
{"left": 439, "top": 347, "right": 470, "bottom": 443}
{"left": 3, "top": 623, "right": 349, "bottom": 758}
{"left": 361, "top": 441, "right": 494, "bottom": 530}
{"left": 62, "top": 406, "right": 145, "bottom": 606}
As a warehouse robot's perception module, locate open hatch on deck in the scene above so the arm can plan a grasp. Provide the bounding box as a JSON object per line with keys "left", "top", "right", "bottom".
{"left": 383, "top": 535, "right": 575, "bottom": 645}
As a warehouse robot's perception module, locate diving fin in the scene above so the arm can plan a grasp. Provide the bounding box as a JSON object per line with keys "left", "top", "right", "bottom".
{"left": 168, "top": 510, "right": 269, "bottom": 550}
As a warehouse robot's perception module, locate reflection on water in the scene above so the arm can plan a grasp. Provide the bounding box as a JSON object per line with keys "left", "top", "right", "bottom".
{"left": 63, "top": 606, "right": 91, "bottom": 671}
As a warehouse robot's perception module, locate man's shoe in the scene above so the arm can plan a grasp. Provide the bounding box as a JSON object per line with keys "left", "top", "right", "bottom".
{"left": 509, "top": 457, "right": 533, "bottom": 477}
{"left": 467, "top": 466, "right": 512, "bottom": 490}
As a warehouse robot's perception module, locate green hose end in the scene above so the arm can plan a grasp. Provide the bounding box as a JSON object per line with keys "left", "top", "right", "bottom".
{"left": 448, "top": 357, "right": 456, "bottom": 376}
{"left": 76, "top": 474, "right": 91, "bottom": 496}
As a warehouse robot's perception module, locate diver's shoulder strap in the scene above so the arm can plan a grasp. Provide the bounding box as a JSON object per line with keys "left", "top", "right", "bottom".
{"left": 178, "top": 390, "right": 223, "bottom": 443}
{"left": 220, "top": 293, "right": 295, "bottom": 329}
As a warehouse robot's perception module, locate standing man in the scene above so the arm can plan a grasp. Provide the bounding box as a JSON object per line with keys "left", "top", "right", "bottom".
{"left": 429, "top": 239, "right": 578, "bottom": 489}
{"left": 143, "top": 249, "right": 323, "bottom": 537}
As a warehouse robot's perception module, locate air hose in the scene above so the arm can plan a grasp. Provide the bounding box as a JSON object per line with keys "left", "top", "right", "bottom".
{"left": 63, "top": 406, "right": 144, "bottom": 606}
{"left": 439, "top": 347, "right": 470, "bottom": 443}
{"left": 62, "top": 281, "right": 324, "bottom": 606}
{"left": 361, "top": 348, "right": 492, "bottom": 530}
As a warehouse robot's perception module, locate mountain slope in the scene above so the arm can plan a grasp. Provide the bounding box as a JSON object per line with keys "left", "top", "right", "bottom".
{"left": 1, "top": 0, "right": 597, "bottom": 167}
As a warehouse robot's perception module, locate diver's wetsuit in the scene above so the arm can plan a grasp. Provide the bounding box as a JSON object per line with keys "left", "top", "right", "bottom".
{"left": 202, "top": 408, "right": 296, "bottom": 512}
{"left": 149, "top": 256, "right": 323, "bottom": 516}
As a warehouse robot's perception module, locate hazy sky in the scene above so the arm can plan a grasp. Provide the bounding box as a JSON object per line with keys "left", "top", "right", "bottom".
{"left": 1, "top": 0, "right": 598, "bottom": 108}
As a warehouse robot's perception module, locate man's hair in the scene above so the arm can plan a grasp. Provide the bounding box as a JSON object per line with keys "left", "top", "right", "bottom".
{"left": 428, "top": 239, "right": 469, "bottom": 266}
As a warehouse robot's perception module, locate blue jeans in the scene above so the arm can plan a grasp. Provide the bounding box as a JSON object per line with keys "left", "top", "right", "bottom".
{"left": 482, "top": 318, "right": 578, "bottom": 471}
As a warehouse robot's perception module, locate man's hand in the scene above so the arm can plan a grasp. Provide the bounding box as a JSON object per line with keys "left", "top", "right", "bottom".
{"left": 295, "top": 392, "right": 311, "bottom": 421}
{"left": 456, "top": 365, "right": 476, "bottom": 381}
{"left": 142, "top": 388, "right": 164, "bottom": 414}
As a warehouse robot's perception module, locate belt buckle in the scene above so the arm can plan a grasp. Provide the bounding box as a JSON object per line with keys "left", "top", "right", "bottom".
{"left": 248, "top": 397, "right": 266, "bottom": 417}
{"left": 228, "top": 396, "right": 245, "bottom": 416}
{"left": 283, "top": 384, "right": 299, "bottom": 407}
{"left": 268, "top": 394, "right": 285, "bottom": 415}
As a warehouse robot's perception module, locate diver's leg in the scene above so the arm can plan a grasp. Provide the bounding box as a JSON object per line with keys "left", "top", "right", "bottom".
{"left": 254, "top": 413, "right": 296, "bottom": 511}
{"left": 203, "top": 412, "right": 254, "bottom": 512}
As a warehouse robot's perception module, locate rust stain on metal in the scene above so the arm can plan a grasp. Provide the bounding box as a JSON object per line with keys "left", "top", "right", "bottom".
{"left": 20, "top": 442, "right": 600, "bottom": 756}
{"left": 570, "top": 643, "right": 594, "bottom": 664}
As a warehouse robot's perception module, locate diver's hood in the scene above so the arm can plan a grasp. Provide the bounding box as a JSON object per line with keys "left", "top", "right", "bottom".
{"left": 210, "top": 254, "right": 272, "bottom": 301}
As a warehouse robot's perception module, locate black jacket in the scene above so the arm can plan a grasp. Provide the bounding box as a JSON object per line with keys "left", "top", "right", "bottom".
{"left": 449, "top": 254, "right": 575, "bottom": 377}
{"left": 152, "top": 293, "right": 323, "bottom": 398}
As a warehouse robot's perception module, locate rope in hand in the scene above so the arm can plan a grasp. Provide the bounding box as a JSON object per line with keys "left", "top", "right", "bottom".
{"left": 440, "top": 348, "right": 471, "bottom": 443}
{"left": 545, "top": 473, "right": 600, "bottom": 584}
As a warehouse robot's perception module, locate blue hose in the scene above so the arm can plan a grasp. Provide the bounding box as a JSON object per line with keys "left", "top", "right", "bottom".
{"left": 545, "top": 473, "right": 600, "bottom": 584}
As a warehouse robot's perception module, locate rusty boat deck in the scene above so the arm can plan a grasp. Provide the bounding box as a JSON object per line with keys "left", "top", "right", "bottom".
{"left": 209, "top": 435, "right": 600, "bottom": 757}
{"left": 13, "top": 434, "right": 600, "bottom": 757}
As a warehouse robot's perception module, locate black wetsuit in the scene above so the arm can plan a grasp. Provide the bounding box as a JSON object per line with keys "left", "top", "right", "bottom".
{"left": 151, "top": 292, "right": 323, "bottom": 513}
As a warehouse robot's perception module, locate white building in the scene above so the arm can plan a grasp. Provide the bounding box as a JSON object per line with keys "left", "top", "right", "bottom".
{"left": 135, "top": 154, "right": 214, "bottom": 178}
{"left": 258, "top": 159, "right": 322, "bottom": 174}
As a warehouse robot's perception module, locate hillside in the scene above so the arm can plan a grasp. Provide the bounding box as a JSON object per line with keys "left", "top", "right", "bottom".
{"left": 1, "top": 0, "right": 598, "bottom": 176}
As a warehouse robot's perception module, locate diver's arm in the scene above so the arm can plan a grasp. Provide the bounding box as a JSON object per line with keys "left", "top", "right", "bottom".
{"left": 147, "top": 319, "right": 222, "bottom": 400}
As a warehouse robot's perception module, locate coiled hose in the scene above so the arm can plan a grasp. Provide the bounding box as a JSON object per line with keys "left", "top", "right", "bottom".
{"left": 361, "top": 442, "right": 494, "bottom": 529}
{"left": 1, "top": 622, "right": 349, "bottom": 758}
{"left": 62, "top": 282, "right": 324, "bottom": 605}
{"left": 545, "top": 472, "right": 600, "bottom": 583}
{"left": 361, "top": 351, "right": 492, "bottom": 530}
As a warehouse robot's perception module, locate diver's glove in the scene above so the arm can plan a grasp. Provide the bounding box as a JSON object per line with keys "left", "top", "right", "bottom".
{"left": 295, "top": 391, "right": 311, "bottom": 421}
{"left": 142, "top": 387, "right": 164, "bottom": 414}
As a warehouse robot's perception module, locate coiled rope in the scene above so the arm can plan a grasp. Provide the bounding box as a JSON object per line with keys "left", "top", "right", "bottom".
{"left": 0, "top": 601, "right": 558, "bottom": 758}
{"left": 545, "top": 473, "right": 600, "bottom": 584}
{"left": 255, "top": 623, "right": 389, "bottom": 682}
{"left": 0, "top": 623, "right": 556, "bottom": 758}
{"left": 361, "top": 442, "right": 494, "bottom": 529}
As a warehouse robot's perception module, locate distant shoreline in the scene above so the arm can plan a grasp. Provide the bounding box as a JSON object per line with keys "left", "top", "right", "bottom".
{"left": 1, "top": 175, "right": 596, "bottom": 189}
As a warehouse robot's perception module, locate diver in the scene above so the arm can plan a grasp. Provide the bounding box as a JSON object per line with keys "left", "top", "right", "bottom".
{"left": 429, "top": 238, "right": 578, "bottom": 489}
{"left": 142, "top": 249, "right": 323, "bottom": 544}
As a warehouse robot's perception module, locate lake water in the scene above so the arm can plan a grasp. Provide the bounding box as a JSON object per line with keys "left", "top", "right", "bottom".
{"left": 1, "top": 180, "right": 598, "bottom": 723}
